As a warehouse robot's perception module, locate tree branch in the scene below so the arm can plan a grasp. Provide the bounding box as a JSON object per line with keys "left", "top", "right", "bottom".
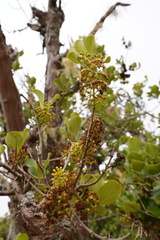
{"left": 76, "top": 144, "right": 116, "bottom": 190}
{"left": 0, "top": 189, "right": 15, "bottom": 196}
{"left": 0, "top": 162, "right": 22, "bottom": 177}
{"left": 89, "top": 2, "right": 131, "bottom": 35}
{"left": 73, "top": 108, "right": 95, "bottom": 187}
{"left": 72, "top": 211, "right": 133, "bottom": 240}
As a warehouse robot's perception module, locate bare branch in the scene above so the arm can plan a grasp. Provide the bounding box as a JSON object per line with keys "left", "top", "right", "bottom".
{"left": 89, "top": 2, "right": 131, "bottom": 35}
{"left": 73, "top": 108, "right": 95, "bottom": 187}
{"left": 72, "top": 211, "right": 133, "bottom": 240}
{"left": 0, "top": 162, "right": 22, "bottom": 177}
{"left": 0, "top": 188, "right": 15, "bottom": 196}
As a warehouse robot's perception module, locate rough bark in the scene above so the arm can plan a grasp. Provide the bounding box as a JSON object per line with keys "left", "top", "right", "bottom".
{"left": 0, "top": 25, "right": 25, "bottom": 132}
{"left": 0, "top": 25, "right": 26, "bottom": 240}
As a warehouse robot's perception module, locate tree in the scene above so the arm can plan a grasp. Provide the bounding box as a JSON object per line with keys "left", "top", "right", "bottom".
{"left": 0, "top": 1, "right": 160, "bottom": 240}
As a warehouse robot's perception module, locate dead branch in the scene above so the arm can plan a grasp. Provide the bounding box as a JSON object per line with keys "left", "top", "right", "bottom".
{"left": 89, "top": 2, "right": 131, "bottom": 35}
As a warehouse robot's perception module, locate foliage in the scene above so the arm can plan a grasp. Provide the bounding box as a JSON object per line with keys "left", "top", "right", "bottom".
{"left": 0, "top": 215, "right": 10, "bottom": 239}
{"left": 0, "top": 35, "right": 160, "bottom": 240}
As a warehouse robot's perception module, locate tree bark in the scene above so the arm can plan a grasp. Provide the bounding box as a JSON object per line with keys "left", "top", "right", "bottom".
{"left": 0, "top": 25, "right": 26, "bottom": 240}
{"left": 0, "top": 25, "right": 25, "bottom": 132}
{"left": 42, "top": 1, "right": 64, "bottom": 163}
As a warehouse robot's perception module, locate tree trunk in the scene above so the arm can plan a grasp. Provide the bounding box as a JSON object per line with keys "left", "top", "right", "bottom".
{"left": 42, "top": 0, "right": 64, "bottom": 164}
{"left": 0, "top": 1, "right": 85, "bottom": 239}
{"left": 0, "top": 25, "right": 26, "bottom": 239}
{"left": 0, "top": 25, "right": 25, "bottom": 132}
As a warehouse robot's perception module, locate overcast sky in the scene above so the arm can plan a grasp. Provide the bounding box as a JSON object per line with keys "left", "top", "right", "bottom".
{"left": 0, "top": 0, "right": 160, "bottom": 217}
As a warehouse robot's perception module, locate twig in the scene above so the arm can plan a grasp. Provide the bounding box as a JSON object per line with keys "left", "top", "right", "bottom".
{"left": 0, "top": 162, "right": 22, "bottom": 177}
{"left": 17, "top": 166, "right": 45, "bottom": 196}
{"left": 120, "top": 198, "right": 155, "bottom": 218}
{"left": 16, "top": 0, "right": 30, "bottom": 21}
{"left": 76, "top": 144, "right": 116, "bottom": 190}
{"left": 89, "top": 2, "right": 131, "bottom": 35}
{"left": 72, "top": 211, "right": 133, "bottom": 240}
{"left": 73, "top": 108, "right": 95, "bottom": 187}
{"left": 83, "top": 215, "right": 115, "bottom": 223}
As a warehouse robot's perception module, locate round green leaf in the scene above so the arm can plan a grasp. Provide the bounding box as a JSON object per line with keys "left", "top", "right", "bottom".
{"left": 74, "top": 40, "right": 86, "bottom": 52}
{"left": 146, "top": 163, "right": 160, "bottom": 175}
{"left": 98, "top": 180, "right": 122, "bottom": 205}
{"left": 146, "top": 143, "right": 158, "bottom": 158}
{"left": 127, "top": 137, "right": 141, "bottom": 152}
{"left": 67, "top": 52, "right": 80, "bottom": 63}
{"left": 127, "top": 151, "right": 144, "bottom": 162}
{"left": 5, "top": 132, "right": 23, "bottom": 151}
{"left": 14, "top": 233, "right": 29, "bottom": 240}
{"left": 131, "top": 160, "right": 145, "bottom": 172}
{"left": 66, "top": 113, "right": 82, "bottom": 134}
{"left": 123, "top": 200, "right": 140, "bottom": 213}
{"left": 84, "top": 35, "right": 96, "bottom": 54}
{"left": 147, "top": 205, "right": 160, "bottom": 219}
{"left": 94, "top": 205, "right": 106, "bottom": 216}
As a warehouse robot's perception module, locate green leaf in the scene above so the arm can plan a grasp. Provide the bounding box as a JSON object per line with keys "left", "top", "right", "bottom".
{"left": 66, "top": 113, "right": 82, "bottom": 134}
{"left": 123, "top": 200, "right": 140, "bottom": 213}
{"left": 14, "top": 233, "right": 29, "bottom": 240}
{"left": 80, "top": 174, "right": 105, "bottom": 194}
{"left": 147, "top": 205, "right": 160, "bottom": 219}
{"left": 84, "top": 35, "right": 96, "bottom": 54}
{"left": 147, "top": 85, "right": 160, "bottom": 98}
{"left": 94, "top": 205, "right": 106, "bottom": 216}
{"left": 105, "top": 56, "right": 111, "bottom": 63}
{"left": 5, "top": 132, "right": 23, "bottom": 151}
{"left": 43, "top": 152, "right": 52, "bottom": 171}
{"left": 31, "top": 89, "right": 44, "bottom": 106}
{"left": 146, "top": 163, "right": 160, "bottom": 175}
{"left": 21, "top": 128, "right": 30, "bottom": 144}
{"left": 127, "top": 151, "right": 144, "bottom": 161}
{"left": 12, "top": 59, "right": 21, "bottom": 71}
{"left": 127, "top": 137, "right": 141, "bottom": 152}
{"left": 19, "top": 50, "right": 24, "bottom": 57}
{"left": 0, "top": 238, "right": 3, "bottom": 240}
{"left": 25, "top": 157, "right": 42, "bottom": 177}
{"left": 146, "top": 143, "right": 157, "bottom": 158}
{"left": 130, "top": 62, "right": 137, "bottom": 69}
{"left": 25, "top": 157, "right": 37, "bottom": 169}
{"left": 0, "top": 145, "right": 5, "bottom": 154}
{"left": 131, "top": 160, "right": 145, "bottom": 172}
{"left": 67, "top": 52, "right": 80, "bottom": 63}
{"left": 54, "top": 75, "right": 70, "bottom": 91}
{"left": 151, "top": 182, "right": 160, "bottom": 199}
{"left": 74, "top": 40, "right": 86, "bottom": 52}
{"left": 98, "top": 180, "right": 122, "bottom": 205}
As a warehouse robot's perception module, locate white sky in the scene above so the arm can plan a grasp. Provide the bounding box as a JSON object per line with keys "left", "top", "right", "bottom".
{"left": 0, "top": 0, "right": 160, "bottom": 217}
